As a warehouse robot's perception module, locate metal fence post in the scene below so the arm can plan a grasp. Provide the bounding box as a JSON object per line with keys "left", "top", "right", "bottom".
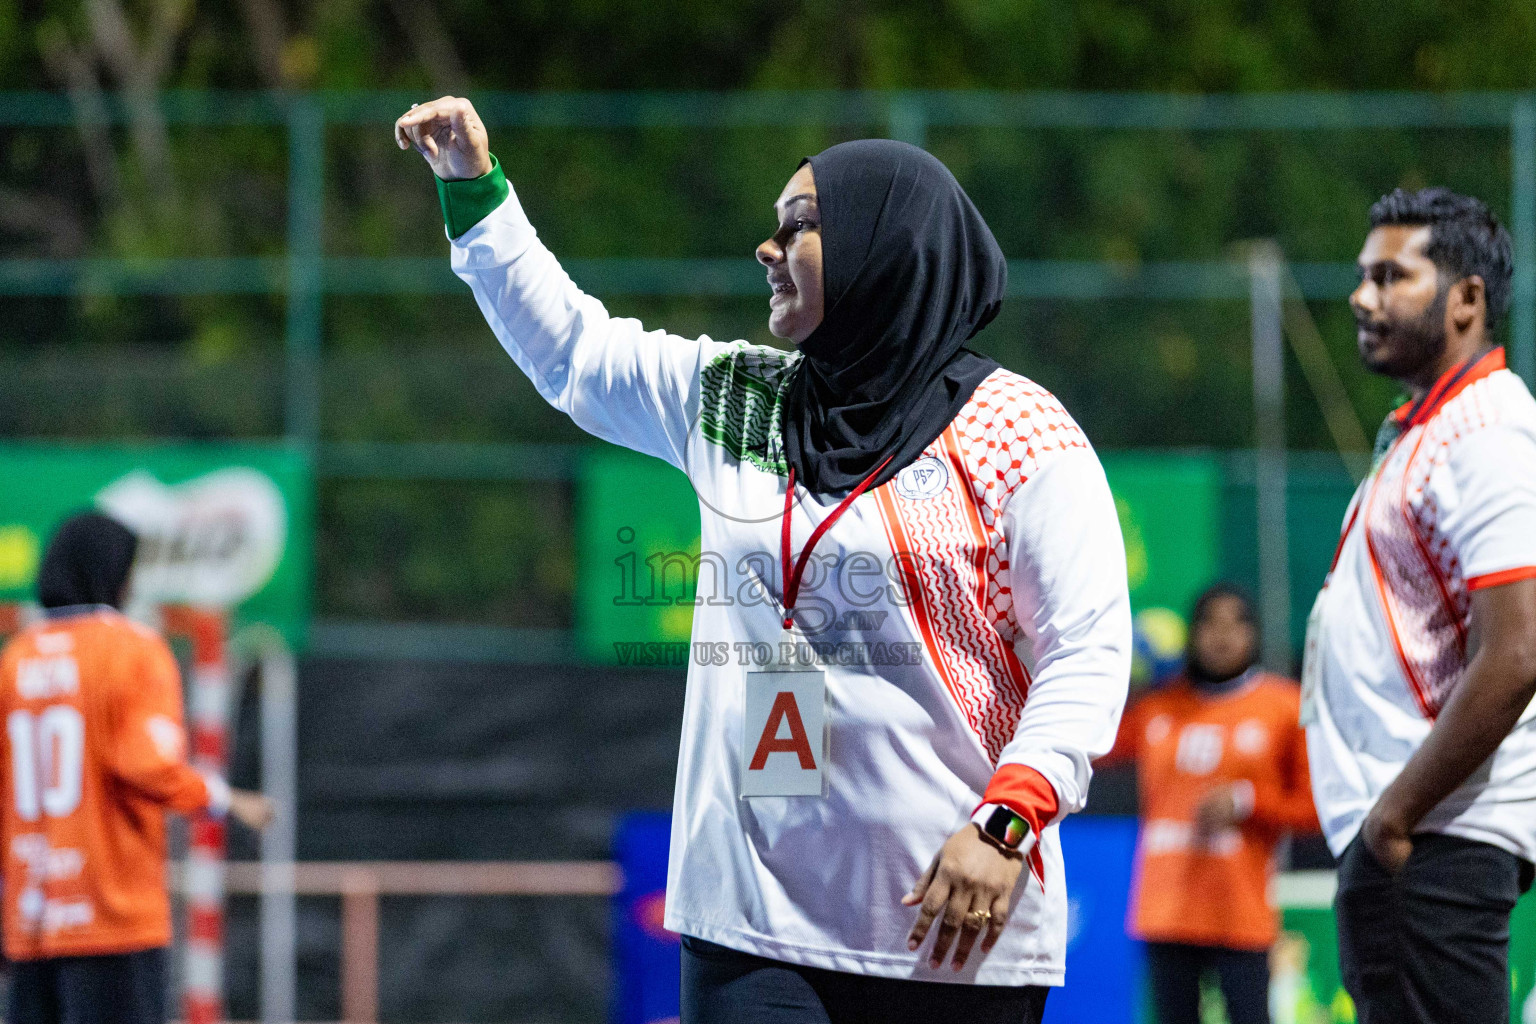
{"left": 285, "top": 96, "right": 325, "bottom": 449}
{"left": 341, "top": 869, "right": 382, "bottom": 1024}
{"left": 1511, "top": 96, "right": 1535, "bottom": 386}
{"left": 1250, "top": 243, "right": 1292, "bottom": 671}
{"left": 888, "top": 93, "right": 927, "bottom": 149}
{"left": 229, "top": 626, "right": 300, "bottom": 1024}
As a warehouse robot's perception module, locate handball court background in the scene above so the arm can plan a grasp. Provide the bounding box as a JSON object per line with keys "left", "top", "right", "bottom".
{"left": 6, "top": 1, "right": 1536, "bottom": 1021}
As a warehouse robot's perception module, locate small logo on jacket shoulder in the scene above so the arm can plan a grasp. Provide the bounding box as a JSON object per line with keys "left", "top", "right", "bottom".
{"left": 894, "top": 457, "right": 949, "bottom": 500}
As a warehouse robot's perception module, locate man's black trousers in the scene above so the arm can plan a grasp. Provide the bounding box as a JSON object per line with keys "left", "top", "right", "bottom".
{"left": 1335, "top": 832, "right": 1534, "bottom": 1024}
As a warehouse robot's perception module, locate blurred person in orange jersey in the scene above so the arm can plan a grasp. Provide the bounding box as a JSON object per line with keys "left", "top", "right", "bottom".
{"left": 1103, "top": 584, "right": 1318, "bottom": 1024}
{"left": 0, "top": 512, "right": 273, "bottom": 1024}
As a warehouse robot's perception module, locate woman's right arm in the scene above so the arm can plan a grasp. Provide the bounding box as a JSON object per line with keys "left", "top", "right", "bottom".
{"left": 1095, "top": 695, "right": 1143, "bottom": 768}
{"left": 398, "top": 97, "right": 723, "bottom": 470}
{"left": 1243, "top": 688, "right": 1320, "bottom": 834}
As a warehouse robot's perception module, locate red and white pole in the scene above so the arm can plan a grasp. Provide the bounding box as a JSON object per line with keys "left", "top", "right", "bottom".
{"left": 165, "top": 607, "right": 231, "bottom": 1024}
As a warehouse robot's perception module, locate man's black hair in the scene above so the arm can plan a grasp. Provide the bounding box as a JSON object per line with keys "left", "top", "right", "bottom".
{"left": 1369, "top": 187, "right": 1514, "bottom": 335}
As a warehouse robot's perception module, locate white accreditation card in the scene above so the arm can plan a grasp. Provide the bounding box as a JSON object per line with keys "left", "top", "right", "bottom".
{"left": 741, "top": 669, "right": 828, "bottom": 798}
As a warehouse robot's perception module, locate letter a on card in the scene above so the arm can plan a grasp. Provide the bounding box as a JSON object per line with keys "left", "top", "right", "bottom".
{"left": 741, "top": 671, "right": 827, "bottom": 797}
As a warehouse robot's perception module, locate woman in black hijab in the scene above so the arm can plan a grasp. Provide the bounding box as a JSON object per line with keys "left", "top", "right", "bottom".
{"left": 780, "top": 140, "right": 1005, "bottom": 496}
{"left": 400, "top": 100, "right": 1130, "bottom": 1024}
{"left": 35, "top": 511, "right": 138, "bottom": 610}
{"left": 1104, "top": 585, "right": 1316, "bottom": 1024}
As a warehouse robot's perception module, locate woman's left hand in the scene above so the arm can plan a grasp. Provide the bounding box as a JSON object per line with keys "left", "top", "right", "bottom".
{"left": 903, "top": 824, "right": 1024, "bottom": 970}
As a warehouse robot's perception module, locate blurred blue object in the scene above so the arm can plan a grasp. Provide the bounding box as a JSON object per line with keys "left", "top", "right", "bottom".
{"left": 1048, "top": 816, "right": 1143, "bottom": 1022}
{"left": 1131, "top": 607, "right": 1187, "bottom": 689}
{"left": 612, "top": 813, "right": 1142, "bottom": 1023}
{"left": 613, "top": 812, "right": 680, "bottom": 1024}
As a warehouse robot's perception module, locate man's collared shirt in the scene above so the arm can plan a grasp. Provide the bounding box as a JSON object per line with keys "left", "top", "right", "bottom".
{"left": 1307, "top": 347, "right": 1536, "bottom": 860}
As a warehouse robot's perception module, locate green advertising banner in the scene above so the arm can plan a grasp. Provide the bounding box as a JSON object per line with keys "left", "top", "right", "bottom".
{"left": 1273, "top": 908, "right": 1350, "bottom": 1024}
{"left": 1220, "top": 454, "right": 1359, "bottom": 654}
{"left": 1100, "top": 452, "right": 1222, "bottom": 618}
{"left": 0, "top": 443, "right": 313, "bottom": 648}
{"left": 1271, "top": 896, "right": 1536, "bottom": 1024}
{"left": 577, "top": 449, "right": 700, "bottom": 663}
{"left": 576, "top": 447, "right": 1225, "bottom": 663}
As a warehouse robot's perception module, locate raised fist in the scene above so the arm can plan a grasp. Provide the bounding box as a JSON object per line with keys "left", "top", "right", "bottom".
{"left": 395, "top": 96, "right": 493, "bottom": 181}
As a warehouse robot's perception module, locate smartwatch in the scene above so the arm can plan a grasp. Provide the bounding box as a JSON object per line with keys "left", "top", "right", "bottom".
{"left": 971, "top": 803, "right": 1031, "bottom": 853}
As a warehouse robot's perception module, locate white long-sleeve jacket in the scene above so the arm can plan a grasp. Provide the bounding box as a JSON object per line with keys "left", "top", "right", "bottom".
{"left": 450, "top": 179, "right": 1131, "bottom": 986}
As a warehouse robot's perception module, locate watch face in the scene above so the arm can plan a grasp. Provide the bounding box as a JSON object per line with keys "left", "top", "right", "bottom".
{"left": 987, "top": 807, "right": 1028, "bottom": 848}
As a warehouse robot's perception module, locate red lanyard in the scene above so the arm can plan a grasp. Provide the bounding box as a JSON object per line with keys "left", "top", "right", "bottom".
{"left": 779, "top": 455, "right": 893, "bottom": 630}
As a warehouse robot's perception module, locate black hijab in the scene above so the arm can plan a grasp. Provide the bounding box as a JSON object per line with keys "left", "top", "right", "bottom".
{"left": 782, "top": 139, "right": 1006, "bottom": 495}
{"left": 36, "top": 512, "right": 139, "bottom": 610}
{"left": 1185, "top": 583, "right": 1258, "bottom": 689}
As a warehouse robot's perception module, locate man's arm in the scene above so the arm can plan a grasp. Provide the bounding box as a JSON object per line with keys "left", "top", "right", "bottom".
{"left": 1363, "top": 578, "right": 1536, "bottom": 871}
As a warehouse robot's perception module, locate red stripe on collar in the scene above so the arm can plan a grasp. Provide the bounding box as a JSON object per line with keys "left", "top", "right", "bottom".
{"left": 1392, "top": 346, "right": 1505, "bottom": 429}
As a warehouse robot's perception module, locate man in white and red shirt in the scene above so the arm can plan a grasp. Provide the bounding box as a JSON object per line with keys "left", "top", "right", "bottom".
{"left": 1306, "top": 188, "right": 1536, "bottom": 1024}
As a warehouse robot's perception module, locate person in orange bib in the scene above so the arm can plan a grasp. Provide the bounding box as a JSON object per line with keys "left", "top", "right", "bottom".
{"left": 1104, "top": 584, "right": 1318, "bottom": 1024}
{"left": 0, "top": 512, "right": 273, "bottom": 1024}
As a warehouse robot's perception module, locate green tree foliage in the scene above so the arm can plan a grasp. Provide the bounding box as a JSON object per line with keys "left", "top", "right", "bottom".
{"left": 2, "top": 0, "right": 1531, "bottom": 623}
{"left": 10, "top": 0, "right": 1536, "bottom": 94}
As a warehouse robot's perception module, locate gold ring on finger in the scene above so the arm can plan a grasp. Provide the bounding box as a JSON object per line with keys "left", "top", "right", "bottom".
{"left": 965, "top": 909, "right": 991, "bottom": 927}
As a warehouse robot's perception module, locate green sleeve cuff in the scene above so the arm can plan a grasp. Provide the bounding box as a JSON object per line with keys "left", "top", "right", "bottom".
{"left": 437, "top": 154, "right": 510, "bottom": 240}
